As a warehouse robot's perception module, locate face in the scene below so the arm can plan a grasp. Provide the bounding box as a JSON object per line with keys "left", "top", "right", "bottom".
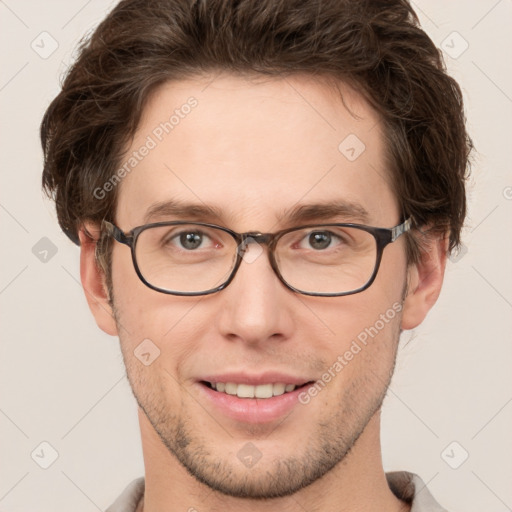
{"left": 83, "top": 73, "right": 433, "bottom": 499}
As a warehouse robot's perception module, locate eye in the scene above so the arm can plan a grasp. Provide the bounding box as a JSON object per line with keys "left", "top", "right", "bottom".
{"left": 178, "top": 231, "right": 204, "bottom": 250}
{"left": 299, "top": 230, "right": 343, "bottom": 251}
{"left": 165, "top": 230, "right": 215, "bottom": 250}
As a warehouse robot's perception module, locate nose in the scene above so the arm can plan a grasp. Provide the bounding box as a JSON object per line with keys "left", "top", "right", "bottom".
{"left": 215, "top": 241, "right": 295, "bottom": 346}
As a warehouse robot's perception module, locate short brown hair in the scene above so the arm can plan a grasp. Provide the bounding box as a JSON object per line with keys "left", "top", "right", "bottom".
{"left": 41, "top": 0, "right": 472, "bottom": 276}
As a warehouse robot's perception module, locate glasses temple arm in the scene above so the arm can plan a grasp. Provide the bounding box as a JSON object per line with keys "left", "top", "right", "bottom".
{"left": 391, "top": 217, "right": 412, "bottom": 242}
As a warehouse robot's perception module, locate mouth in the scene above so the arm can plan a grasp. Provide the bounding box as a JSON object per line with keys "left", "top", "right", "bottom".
{"left": 197, "top": 379, "right": 316, "bottom": 423}
{"left": 196, "top": 372, "right": 317, "bottom": 423}
{"left": 200, "top": 380, "right": 314, "bottom": 399}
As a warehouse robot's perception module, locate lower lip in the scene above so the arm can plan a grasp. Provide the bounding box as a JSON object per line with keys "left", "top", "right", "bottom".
{"left": 197, "top": 382, "right": 312, "bottom": 424}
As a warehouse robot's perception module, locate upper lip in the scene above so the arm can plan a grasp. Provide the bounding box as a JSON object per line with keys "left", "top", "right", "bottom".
{"left": 199, "top": 372, "right": 314, "bottom": 386}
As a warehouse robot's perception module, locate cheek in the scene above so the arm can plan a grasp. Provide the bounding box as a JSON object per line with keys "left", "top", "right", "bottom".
{"left": 307, "top": 262, "right": 404, "bottom": 393}
{"left": 313, "top": 286, "right": 404, "bottom": 351}
{"left": 110, "top": 250, "right": 214, "bottom": 385}
{"left": 329, "top": 306, "right": 401, "bottom": 374}
{"left": 324, "top": 313, "right": 401, "bottom": 418}
{"left": 110, "top": 247, "right": 180, "bottom": 336}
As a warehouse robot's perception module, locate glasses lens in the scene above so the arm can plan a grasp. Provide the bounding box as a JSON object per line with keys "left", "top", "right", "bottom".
{"left": 135, "top": 224, "right": 238, "bottom": 293}
{"left": 275, "top": 225, "right": 377, "bottom": 294}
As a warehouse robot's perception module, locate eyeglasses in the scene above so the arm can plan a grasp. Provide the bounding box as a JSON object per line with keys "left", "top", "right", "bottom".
{"left": 101, "top": 218, "right": 412, "bottom": 297}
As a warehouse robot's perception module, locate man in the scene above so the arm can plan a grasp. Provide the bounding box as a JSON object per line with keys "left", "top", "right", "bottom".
{"left": 40, "top": 0, "right": 471, "bottom": 510}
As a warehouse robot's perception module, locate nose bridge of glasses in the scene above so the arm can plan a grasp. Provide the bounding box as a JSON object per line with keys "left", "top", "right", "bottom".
{"left": 238, "top": 232, "right": 273, "bottom": 252}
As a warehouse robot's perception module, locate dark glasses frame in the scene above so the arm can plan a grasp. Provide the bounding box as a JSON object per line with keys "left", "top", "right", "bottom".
{"left": 101, "top": 217, "right": 412, "bottom": 297}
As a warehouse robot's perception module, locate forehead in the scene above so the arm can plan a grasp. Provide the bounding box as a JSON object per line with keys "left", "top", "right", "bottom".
{"left": 116, "top": 73, "right": 398, "bottom": 229}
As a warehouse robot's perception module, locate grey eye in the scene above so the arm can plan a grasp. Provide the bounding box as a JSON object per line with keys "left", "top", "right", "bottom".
{"left": 308, "top": 231, "right": 332, "bottom": 250}
{"left": 179, "top": 232, "right": 203, "bottom": 250}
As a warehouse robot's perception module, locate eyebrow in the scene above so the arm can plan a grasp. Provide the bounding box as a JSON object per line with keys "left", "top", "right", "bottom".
{"left": 143, "top": 198, "right": 370, "bottom": 226}
{"left": 143, "top": 200, "right": 225, "bottom": 224}
{"left": 277, "top": 200, "right": 370, "bottom": 225}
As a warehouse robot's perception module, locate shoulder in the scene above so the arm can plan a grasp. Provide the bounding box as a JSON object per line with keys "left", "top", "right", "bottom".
{"left": 386, "top": 471, "right": 450, "bottom": 512}
{"left": 105, "top": 477, "right": 145, "bottom": 512}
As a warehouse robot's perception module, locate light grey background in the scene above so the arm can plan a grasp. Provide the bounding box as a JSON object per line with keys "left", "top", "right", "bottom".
{"left": 1, "top": 1, "right": 511, "bottom": 510}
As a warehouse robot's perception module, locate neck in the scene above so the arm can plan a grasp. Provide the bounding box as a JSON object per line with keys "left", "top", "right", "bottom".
{"left": 137, "top": 409, "right": 409, "bottom": 512}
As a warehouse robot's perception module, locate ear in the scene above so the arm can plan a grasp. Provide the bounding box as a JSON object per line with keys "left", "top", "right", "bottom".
{"left": 78, "top": 222, "right": 118, "bottom": 336}
{"left": 401, "top": 231, "right": 449, "bottom": 330}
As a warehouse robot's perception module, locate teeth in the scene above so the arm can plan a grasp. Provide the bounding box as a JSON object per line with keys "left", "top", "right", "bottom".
{"left": 210, "top": 382, "right": 298, "bottom": 398}
{"left": 272, "top": 383, "right": 285, "bottom": 396}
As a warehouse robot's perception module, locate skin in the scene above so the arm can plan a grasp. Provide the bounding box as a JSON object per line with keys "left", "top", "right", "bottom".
{"left": 79, "top": 73, "right": 447, "bottom": 512}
